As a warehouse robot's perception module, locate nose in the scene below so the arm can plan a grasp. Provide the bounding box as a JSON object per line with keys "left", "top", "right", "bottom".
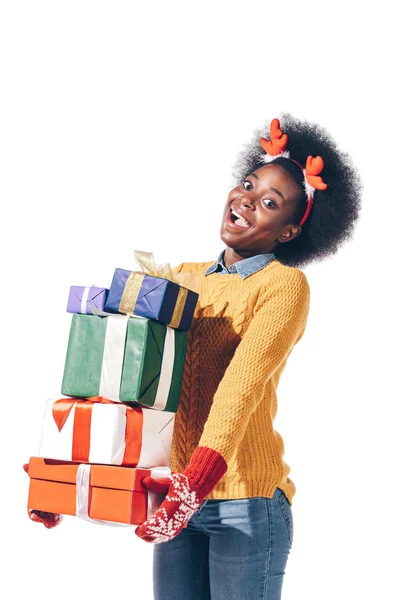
{"left": 240, "top": 196, "right": 256, "bottom": 210}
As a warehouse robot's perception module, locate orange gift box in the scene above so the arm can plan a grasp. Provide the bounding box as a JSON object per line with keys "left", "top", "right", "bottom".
{"left": 27, "top": 457, "right": 169, "bottom": 525}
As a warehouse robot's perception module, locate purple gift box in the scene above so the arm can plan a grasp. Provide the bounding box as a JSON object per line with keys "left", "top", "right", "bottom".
{"left": 66, "top": 286, "right": 109, "bottom": 315}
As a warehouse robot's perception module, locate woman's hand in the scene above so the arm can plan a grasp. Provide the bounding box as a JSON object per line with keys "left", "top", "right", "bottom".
{"left": 27, "top": 508, "right": 63, "bottom": 529}
{"left": 135, "top": 472, "right": 203, "bottom": 543}
{"left": 23, "top": 463, "right": 62, "bottom": 529}
{"left": 135, "top": 446, "right": 227, "bottom": 544}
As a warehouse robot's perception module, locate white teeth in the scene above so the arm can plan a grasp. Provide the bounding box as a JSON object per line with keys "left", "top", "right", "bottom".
{"left": 231, "top": 209, "right": 250, "bottom": 226}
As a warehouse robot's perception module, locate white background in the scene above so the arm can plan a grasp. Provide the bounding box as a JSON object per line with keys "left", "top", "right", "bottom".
{"left": 1, "top": 1, "right": 399, "bottom": 599}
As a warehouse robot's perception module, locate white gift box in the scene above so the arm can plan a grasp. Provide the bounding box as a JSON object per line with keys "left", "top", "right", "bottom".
{"left": 38, "top": 398, "right": 175, "bottom": 468}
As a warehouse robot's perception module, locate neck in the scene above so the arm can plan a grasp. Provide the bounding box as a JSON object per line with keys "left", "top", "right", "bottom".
{"left": 223, "top": 247, "right": 273, "bottom": 269}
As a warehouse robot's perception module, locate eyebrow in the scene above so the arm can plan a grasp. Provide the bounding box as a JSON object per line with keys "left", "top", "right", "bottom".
{"left": 248, "top": 173, "right": 285, "bottom": 202}
{"left": 269, "top": 187, "right": 285, "bottom": 201}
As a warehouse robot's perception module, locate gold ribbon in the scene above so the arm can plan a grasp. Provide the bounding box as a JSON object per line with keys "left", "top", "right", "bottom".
{"left": 119, "top": 272, "right": 145, "bottom": 315}
{"left": 169, "top": 287, "right": 188, "bottom": 328}
{"left": 118, "top": 251, "right": 196, "bottom": 328}
{"left": 133, "top": 250, "right": 175, "bottom": 281}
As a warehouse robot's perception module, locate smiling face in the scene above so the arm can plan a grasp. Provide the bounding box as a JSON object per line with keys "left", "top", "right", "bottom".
{"left": 220, "top": 163, "right": 304, "bottom": 265}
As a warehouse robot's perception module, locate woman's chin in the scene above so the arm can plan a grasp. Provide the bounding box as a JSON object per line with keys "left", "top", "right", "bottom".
{"left": 220, "top": 226, "right": 247, "bottom": 247}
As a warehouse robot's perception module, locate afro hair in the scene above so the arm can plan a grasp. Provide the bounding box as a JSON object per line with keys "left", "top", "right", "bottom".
{"left": 232, "top": 113, "right": 362, "bottom": 268}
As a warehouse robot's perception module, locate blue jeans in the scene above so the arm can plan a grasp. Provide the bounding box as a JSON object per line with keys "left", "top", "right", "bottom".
{"left": 153, "top": 488, "right": 293, "bottom": 600}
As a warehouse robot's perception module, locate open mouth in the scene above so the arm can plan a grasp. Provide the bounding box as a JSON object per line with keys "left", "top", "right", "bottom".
{"left": 228, "top": 208, "right": 251, "bottom": 228}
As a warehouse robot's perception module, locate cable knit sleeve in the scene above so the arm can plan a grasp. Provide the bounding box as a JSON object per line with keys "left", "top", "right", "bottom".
{"left": 198, "top": 268, "right": 310, "bottom": 464}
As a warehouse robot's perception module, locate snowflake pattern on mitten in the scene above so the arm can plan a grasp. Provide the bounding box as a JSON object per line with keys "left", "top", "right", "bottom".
{"left": 135, "top": 473, "right": 201, "bottom": 544}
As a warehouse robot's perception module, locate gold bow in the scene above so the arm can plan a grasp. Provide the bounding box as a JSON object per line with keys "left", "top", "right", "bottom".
{"left": 133, "top": 250, "right": 175, "bottom": 281}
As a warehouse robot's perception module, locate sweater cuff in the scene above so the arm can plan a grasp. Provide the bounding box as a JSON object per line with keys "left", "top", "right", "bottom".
{"left": 184, "top": 446, "right": 227, "bottom": 500}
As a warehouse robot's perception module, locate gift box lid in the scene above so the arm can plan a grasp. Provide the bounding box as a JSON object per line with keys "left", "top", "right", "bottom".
{"left": 27, "top": 457, "right": 149, "bottom": 492}
{"left": 68, "top": 285, "right": 108, "bottom": 301}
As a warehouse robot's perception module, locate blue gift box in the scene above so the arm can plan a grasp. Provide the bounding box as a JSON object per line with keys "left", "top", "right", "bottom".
{"left": 104, "top": 268, "right": 198, "bottom": 332}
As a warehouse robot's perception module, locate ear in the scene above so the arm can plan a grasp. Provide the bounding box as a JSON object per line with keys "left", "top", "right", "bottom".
{"left": 278, "top": 225, "right": 301, "bottom": 244}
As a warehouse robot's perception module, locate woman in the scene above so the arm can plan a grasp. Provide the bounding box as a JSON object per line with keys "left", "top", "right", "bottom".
{"left": 135, "top": 114, "right": 361, "bottom": 599}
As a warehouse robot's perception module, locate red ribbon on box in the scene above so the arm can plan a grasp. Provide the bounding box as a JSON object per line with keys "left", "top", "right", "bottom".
{"left": 52, "top": 397, "right": 143, "bottom": 465}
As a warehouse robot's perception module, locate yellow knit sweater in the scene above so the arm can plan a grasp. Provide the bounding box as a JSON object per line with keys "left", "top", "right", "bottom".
{"left": 170, "top": 258, "right": 310, "bottom": 505}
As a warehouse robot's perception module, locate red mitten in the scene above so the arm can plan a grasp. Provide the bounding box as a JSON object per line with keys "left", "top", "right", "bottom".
{"left": 23, "top": 463, "right": 62, "bottom": 529}
{"left": 135, "top": 446, "right": 227, "bottom": 544}
{"left": 27, "top": 509, "right": 63, "bottom": 529}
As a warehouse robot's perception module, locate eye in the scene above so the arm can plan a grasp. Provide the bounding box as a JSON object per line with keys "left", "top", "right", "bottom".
{"left": 242, "top": 180, "right": 252, "bottom": 191}
{"left": 262, "top": 199, "right": 276, "bottom": 208}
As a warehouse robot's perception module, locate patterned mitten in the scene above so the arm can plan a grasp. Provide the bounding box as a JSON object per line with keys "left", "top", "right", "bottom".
{"left": 23, "top": 463, "right": 63, "bottom": 529}
{"left": 135, "top": 446, "right": 227, "bottom": 544}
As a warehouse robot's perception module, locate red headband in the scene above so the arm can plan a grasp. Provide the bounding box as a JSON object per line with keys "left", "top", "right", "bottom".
{"left": 260, "top": 118, "right": 328, "bottom": 227}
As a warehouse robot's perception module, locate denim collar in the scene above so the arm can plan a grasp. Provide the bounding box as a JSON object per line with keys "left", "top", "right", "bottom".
{"left": 204, "top": 250, "right": 276, "bottom": 279}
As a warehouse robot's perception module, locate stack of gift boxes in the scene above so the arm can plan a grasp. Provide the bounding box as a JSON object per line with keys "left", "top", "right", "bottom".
{"left": 26, "top": 252, "right": 198, "bottom": 526}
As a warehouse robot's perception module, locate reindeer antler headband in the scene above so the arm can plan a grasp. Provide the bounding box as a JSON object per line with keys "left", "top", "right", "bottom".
{"left": 260, "top": 118, "right": 328, "bottom": 227}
